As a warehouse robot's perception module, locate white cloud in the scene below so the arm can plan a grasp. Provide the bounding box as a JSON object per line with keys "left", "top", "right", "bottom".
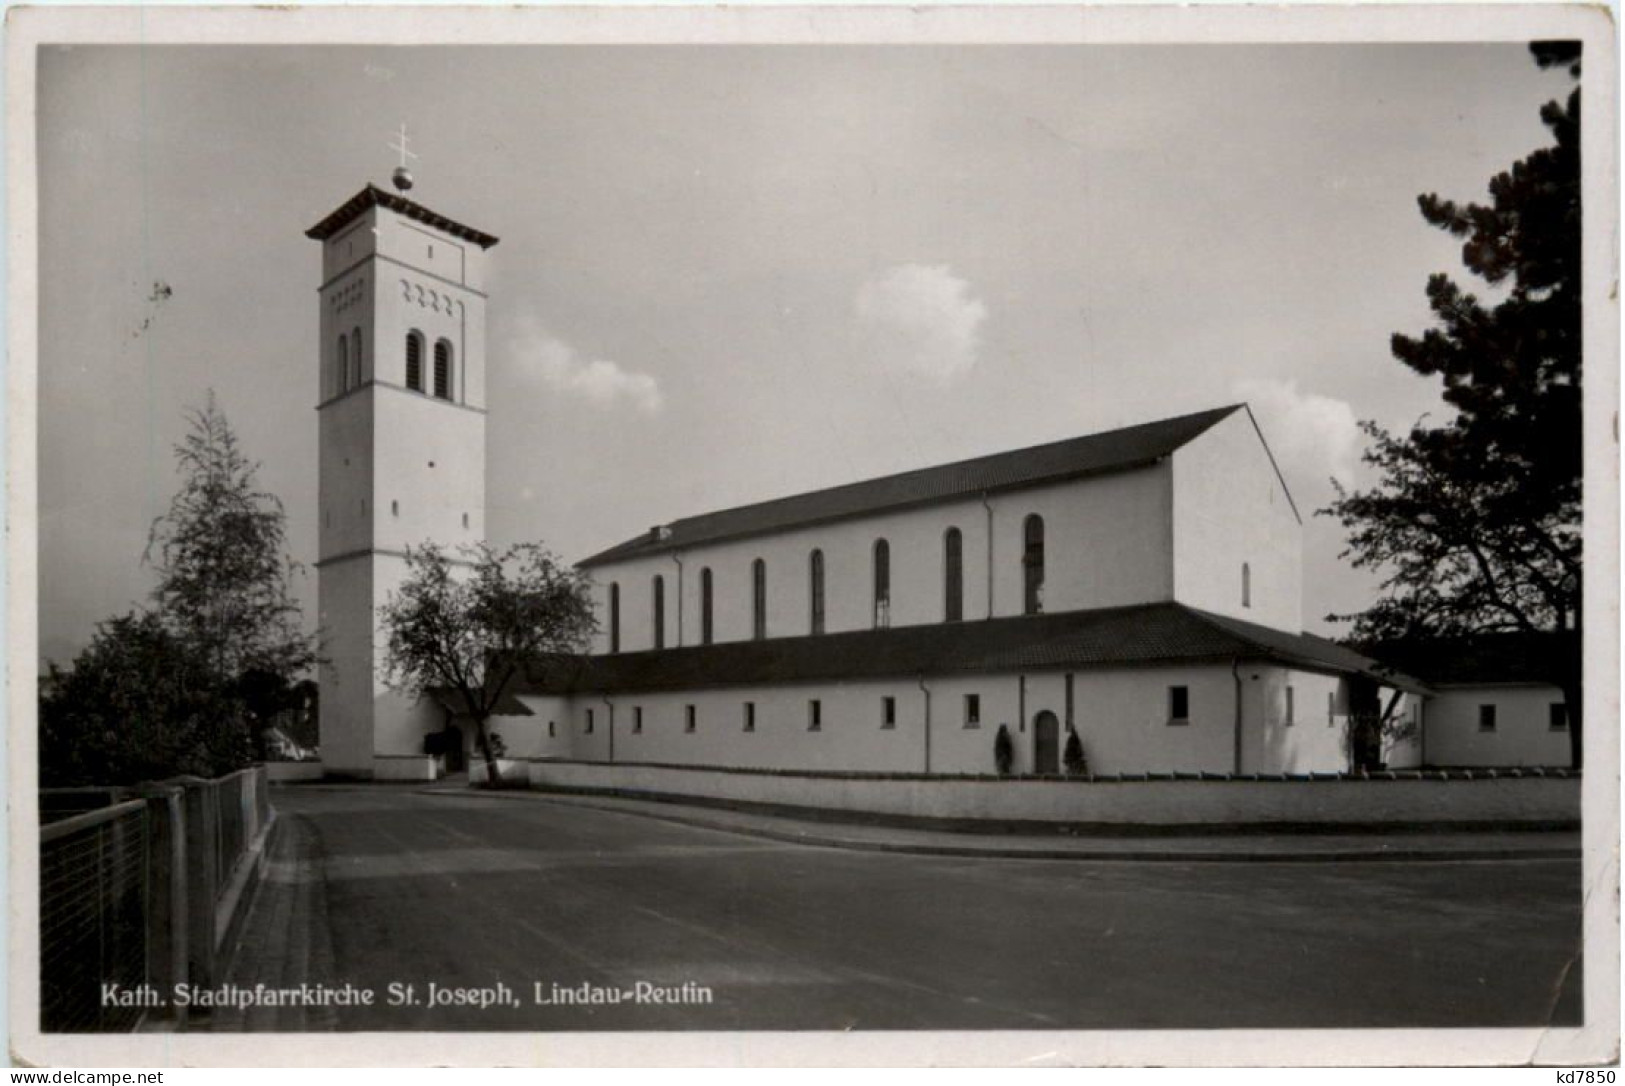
{"left": 855, "top": 263, "right": 988, "bottom": 382}
{"left": 1233, "top": 378, "right": 1362, "bottom": 496}
{"left": 507, "top": 313, "right": 662, "bottom": 414}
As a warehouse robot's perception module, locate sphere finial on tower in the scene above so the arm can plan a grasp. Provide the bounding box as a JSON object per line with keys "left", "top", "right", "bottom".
{"left": 388, "top": 123, "right": 419, "bottom": 192}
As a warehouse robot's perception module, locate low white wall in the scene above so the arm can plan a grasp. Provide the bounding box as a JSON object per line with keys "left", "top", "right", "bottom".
{"left": 372, "top": 755, "right": 438, "bottom": 782}
{"left": 468, "top": 758, "right": 525, "bottom": 785}
{"left": 527, "top": 760, "right": 1578, "bottom": 827}
{"left": 267, "top": 762, "right": 324, "bottom": 783}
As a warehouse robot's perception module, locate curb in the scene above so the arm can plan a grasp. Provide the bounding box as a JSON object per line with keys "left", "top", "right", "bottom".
{"left": 417, "top": 787, "right": 1582, "bottom": 865}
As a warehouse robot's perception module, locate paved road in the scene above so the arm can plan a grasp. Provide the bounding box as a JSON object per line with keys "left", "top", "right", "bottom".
{"left": 221, "top": 785, "right": 1583, "bottom": 1032}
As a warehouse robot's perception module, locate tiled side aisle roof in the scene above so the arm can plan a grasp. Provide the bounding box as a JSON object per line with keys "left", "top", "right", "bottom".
{"left": 516, "top": 602, "right": 1428, "bottom": 698}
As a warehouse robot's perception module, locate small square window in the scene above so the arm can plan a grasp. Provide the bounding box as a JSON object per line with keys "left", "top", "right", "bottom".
{"left": 1549, "top": 703, "right": 1568, "bottom": 731}
{"left": 882, "top": 696, "right": 897, "bottom": 729}
{"left": 632, "top": 707, "right": 643, "bottom": 734}
{"left": 964, "top": 694, "right": 981, "bottom": 728}
{"left": 1169, "top": 686, "right": 1189, "bottom": 725}
{"left": 585, "top": 709, "right": 594, "bottom": 734}
{"left": 743, "top": 702, "right": 756, "bottom": 732}
{"left": 1478, "top": 704, "right": 1497, "bottom": 732}
{"left": 808, "top": 699, "right": 822, "bottom": 731}
{"left": 685, "top": 705, "right": 697, "bottom": 733}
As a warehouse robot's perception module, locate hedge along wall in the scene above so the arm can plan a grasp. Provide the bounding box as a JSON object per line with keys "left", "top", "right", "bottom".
{"left": 525, "top": 759, "right": 1580, "bottom": 829}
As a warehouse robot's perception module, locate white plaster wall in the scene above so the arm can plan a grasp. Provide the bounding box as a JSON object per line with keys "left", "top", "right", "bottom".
{"left": 322, "top": 208, "right": 377, "bottom": 285}
{"left": 1063, "top": 667, "right": 1237, "bottom": 773}
{"left": 371, "top": 389, "right": 485, "bottom": 554}
{"left": 1242, "top": 667, "right": 1347, "bottom": 774}
{"left": 317, "top": 394, "right": 374, "bottom": 561}
{"left": 527, "top": 665, "right": 1272, "bottom": 775}
{"left": 375, "top": 205, "right": 490, "bottom": 295}
{"left": 1170, "top": 409, "right": 1303, "bottom": 633}
{"left": 528, "top": 761, "right": 1580, "bottom": 827}
{"left": 1424, "top": 685, "right": 1573, "bottom": 767}
{"left": 585, "top": 464, "right": 1175, "bottom": 653}
{"left": 492, "top": 695, "right": 573, "bottom": 760}
{"left": 315, "top": 555, "right": 377, "bottom": 775}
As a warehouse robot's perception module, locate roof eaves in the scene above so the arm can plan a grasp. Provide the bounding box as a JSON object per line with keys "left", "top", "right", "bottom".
{"left": 305, "top": 185, "right": 500, "bottom": 250}
{"left": 1177, "top": 606, "right": 1430, "bottom": 692}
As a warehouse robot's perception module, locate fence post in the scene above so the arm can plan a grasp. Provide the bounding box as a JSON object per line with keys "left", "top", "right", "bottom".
{"left": 177, "top": 777, "right": 220, "bottom": 994}
{"left": 128, "top": 783, "right": 188, "bottom": 1026}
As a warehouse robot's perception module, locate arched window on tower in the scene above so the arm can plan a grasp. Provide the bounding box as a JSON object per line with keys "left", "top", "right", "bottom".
{"left": 700, "top": 567, "right": 714, "bottom": 645}
{"left": 434, "top": 339, "right": 453, "bottom": 400}
{"left": 336, "top": 335, "right": 349, "bottom": 393}
{"left": 350, "top": 328, "right": 363, "bottom": 389}
{"left": 873, "top": 539, "right": 891, "bottom": 628}
{"left": 608, "top": 583, "right": 621, "bottom": 654}
{"left": 1242, "top": 563, "right": 1252, "bottom": 609}
{"left": 944, "top": 527, "right": 963, "bottom": 623}
{"left": 809, "top": 549, "right": 826, "bottom": 635}
{"left": 1023, "top": 514, "right": 1045, "bottom": 615}
{"left": 652, "top": 574, "right": 666, "bottom": 650}
{"left": 752, "top": 559, "right": 767, "bottom": 641}
{"left": 405, "top": 331, "right": 425, "bottom": 392}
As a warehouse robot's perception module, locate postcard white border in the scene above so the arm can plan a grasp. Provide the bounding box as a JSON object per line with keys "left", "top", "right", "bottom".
{"left": 6, "top": 3, "right": 1618, "bottom": 1068}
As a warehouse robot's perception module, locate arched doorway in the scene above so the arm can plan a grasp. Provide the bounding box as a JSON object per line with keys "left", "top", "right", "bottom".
{"left": 1033, "top": 710, "right": 1060, "bottom": 775}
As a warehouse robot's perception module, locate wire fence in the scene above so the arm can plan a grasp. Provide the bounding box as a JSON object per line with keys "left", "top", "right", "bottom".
{"left": 38, "top": 765, "right": 272, "bottom": 1033}
{"left": 39, "top": 801, "right": 149, "bottom": 1033}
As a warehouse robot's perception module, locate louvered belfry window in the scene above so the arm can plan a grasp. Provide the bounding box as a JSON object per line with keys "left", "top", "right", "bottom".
{"left": 434, "top": 339, "right": 452, "bottom": 400}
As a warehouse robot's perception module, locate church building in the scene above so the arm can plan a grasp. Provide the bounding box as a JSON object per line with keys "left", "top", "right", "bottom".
{"left": 305, "top": 177, "right": 1429, "bottom": 782}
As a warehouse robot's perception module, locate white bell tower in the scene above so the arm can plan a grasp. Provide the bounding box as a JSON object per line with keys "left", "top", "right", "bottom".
{"left": 307, "top": 143, "right": 499, "bottom": 780}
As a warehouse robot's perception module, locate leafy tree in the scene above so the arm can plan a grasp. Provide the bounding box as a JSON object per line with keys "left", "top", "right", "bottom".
{"left": 41, "top": 396, "right": 314, "bottom": 785}
{"left": 40, "top": 611, "right": 252, "bottom": 786}
{"left": 145, "top": 393, "right": 318, "bottom": 751}
{"left": 1324, "top": 43, "right": 1582, "bottom": 765}
{"left": 380, "top": 542, "right": 596, "bottom": 784}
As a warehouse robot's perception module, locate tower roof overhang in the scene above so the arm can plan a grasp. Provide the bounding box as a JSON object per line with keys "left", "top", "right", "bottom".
{"left": 305, "top": 184, "right": 500, "bottom": 249}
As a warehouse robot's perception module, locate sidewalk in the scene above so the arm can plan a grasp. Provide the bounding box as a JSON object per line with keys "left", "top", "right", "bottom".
{"left": 208, "top": 814, "right": 340, "bottom": 1032}
{"left": 422, "top": 784, "right": 1583, "bottom": 864}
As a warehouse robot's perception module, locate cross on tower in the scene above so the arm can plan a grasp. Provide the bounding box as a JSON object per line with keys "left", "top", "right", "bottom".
{"left": 387, "top": 124, "right": 419, "bottom": 191}
{"left": 389, "top": 123, "right": 419, "bottom": 169}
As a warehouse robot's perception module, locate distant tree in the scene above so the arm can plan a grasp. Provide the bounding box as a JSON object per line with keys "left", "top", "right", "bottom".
{"left": 145, "top": 393, "right": 317, "bottom": 703}
{"left": 380, "top": 542, "right": 596, "bottom": 784}
{"left": 1323, "top": 43, "right": 1582, "bottom": 765}
{"left": 40, "top": 611, "right": 251, "bottom": 786}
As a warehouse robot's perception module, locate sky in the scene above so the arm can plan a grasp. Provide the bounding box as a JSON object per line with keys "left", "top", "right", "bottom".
{"left": 33, "top": 42, "right": 1576, "bottom": 665}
